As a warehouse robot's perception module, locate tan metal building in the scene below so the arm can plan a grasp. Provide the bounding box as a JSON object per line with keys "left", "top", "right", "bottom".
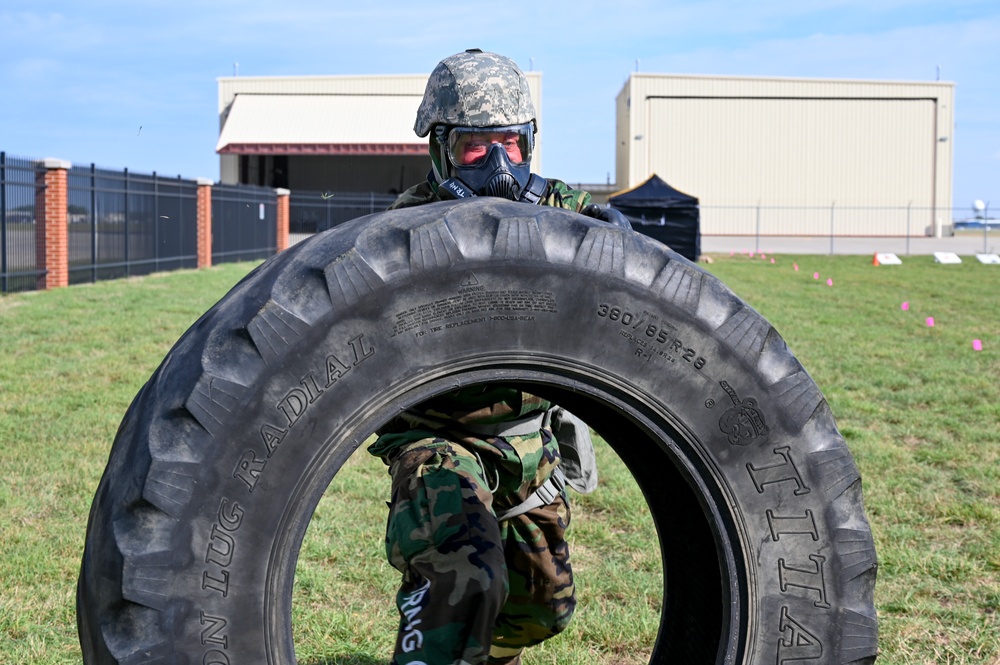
{"left": 216, "top": 72, "right": 544, "bottom": 194}
{"left": 615, "top": 74, "right": 955, "bottom": 236}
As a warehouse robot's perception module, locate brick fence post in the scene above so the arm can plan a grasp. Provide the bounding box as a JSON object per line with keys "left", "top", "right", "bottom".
{"left": 276, "top": 188, "right": 290, "bottom": 253}
{"left": 34, "top": 158, "right": 71, "bottom": 289}
{"left": 196, "top": 178, "right": 213, "bottom": 268}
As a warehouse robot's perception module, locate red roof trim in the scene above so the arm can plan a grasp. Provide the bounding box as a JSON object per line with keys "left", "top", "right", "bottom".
{"left": 217, "top": 143, "right": 427, "bottom": 156}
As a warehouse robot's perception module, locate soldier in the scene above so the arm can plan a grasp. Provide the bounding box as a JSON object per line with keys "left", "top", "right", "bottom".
{"left": 386, "top": 48, "right": 598, "bottom": 213}
{"left": 368, "top": 49, "right": 607, "bottom": 665}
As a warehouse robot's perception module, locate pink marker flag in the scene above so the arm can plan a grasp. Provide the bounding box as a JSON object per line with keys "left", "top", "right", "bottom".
{"left": 973, "top": 339, "right": 983, "bottom": 351}
{"left": 926, "top": 317, "right": 935, "bottom": 327}
{"left": 827, "top": 278, "right": 834, "bottom": 286}
{"left": 794, "top": 263, "right": 799, "bottom": 271}
{"left": 771, "top": 258, "right": 776, "bottom": 264}
{"left": 901, "top": 302, "right": 909, "bottom": 311}
{"left": 813, "top": 272, "right": 819, "bottom": 279}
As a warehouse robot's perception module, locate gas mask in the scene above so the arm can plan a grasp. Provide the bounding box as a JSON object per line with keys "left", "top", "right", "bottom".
{"left": 434, "top": 124, "right": 548, "bottom": 204}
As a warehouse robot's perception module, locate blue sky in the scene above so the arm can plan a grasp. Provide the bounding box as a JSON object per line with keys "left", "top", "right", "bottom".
{"left": 1, "top": 1, "right": 997, "bottom": 211}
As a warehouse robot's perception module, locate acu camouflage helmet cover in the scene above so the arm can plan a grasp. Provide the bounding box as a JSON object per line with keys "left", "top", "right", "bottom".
{"left": 414, "top": 49, "right": 536, "bottom": 137}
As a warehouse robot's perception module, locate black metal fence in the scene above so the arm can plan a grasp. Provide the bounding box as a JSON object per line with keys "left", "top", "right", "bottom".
{"left": 211, "top": 183, "right": 277, "bottom": 264}
{"left": 0, "top": 152, "right": 43, "bottom": 293}
{"left": 67, "top": 165, "right": 199, "bottom": 285}
{"left": 289, "top": 190, "right": 396, "bottom": 234}
{"left": 1, "top": 152, "right": 288, "bottom": 294}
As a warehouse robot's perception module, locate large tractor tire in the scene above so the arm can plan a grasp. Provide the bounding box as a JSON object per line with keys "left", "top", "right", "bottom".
{"left": 77, "top": 198, "right": 877, "bottom": 664}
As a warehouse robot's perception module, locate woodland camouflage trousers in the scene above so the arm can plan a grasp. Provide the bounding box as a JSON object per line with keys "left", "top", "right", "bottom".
{"left": 383, "top": 434, "right": 575, "bottom": 665}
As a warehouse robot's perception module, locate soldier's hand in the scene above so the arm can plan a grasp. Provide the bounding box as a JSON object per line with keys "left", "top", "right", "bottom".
{"left": 581, "top": 204, "right": 632, "bottom": 230}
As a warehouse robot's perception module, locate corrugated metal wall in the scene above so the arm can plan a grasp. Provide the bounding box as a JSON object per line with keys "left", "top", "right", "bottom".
{"left": 617, "top": 74, "right": 954, "bottom": 236}
{"left": 217, "top": 75, "right": 430, "bottom": 124}
{"left": 217, "top": 72, "right": 544, "bottom": 185}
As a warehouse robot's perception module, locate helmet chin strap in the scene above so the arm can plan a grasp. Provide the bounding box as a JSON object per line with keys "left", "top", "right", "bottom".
{"left": 431, "top": 127, "right": 450, "bottom": 185}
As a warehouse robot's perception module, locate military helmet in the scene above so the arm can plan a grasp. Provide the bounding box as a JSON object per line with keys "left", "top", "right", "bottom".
{"left": 414, "top": 49, "right": 536, "bottom": 137}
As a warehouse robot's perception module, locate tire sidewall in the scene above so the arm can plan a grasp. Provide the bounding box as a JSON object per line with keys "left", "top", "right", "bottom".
{"left": 173, "top": 259, "right": 843, "bottom": 664}
{"left": 79, "top": 200, "right": 876, "bottom": 665}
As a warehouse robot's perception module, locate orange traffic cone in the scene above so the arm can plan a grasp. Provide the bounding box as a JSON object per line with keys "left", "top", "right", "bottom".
{"left": 872, "top": 253, "right": 880, "bottom": 266}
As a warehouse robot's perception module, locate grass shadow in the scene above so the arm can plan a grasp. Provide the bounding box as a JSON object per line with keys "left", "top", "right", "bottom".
{"left": 299, "top": 654, "right": 386, "bottom": 665}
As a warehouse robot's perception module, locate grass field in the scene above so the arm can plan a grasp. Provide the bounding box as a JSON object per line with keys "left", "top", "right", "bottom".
{"left": 0, "top": 252, "right": 997, "bottom": 664}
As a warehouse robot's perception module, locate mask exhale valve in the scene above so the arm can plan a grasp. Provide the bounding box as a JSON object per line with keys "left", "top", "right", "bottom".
{"left": 453, "top": 142, "right": 531, "bottom": 199}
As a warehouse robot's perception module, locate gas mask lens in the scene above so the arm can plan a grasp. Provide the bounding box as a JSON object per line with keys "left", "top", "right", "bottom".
{"left": 447, "top": 124, "right": 533, "bottom": 168}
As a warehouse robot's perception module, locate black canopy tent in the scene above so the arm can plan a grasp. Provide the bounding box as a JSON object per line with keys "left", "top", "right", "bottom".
{"left": 608, "top": 174, "right": 701, "bottom": 261}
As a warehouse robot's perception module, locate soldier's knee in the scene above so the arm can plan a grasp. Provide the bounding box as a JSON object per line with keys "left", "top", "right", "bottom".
{"left": 418, "top": 541, "right": 509, "bottom": 615}
{"left": 550, "top": 599, "right": 575, "bottom": 635}
{"left": 542, "top": 586, "right": 577, "bottom": 637}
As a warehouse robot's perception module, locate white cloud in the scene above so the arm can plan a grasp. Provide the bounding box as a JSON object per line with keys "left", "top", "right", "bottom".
{"left": 637, "top": 17, "right": 999, "bottom": 81}
{"left": 2, "top": 0, "right": 996, "bottom": 198}
{"left": 6, "top": 57, "right": 61, "bottom": 80}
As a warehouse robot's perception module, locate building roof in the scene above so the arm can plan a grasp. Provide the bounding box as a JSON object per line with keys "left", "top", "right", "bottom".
{"left": 215, "top": 93, "right": 426, "bottom": 155}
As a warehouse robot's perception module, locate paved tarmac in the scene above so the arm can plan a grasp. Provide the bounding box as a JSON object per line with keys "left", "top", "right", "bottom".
{"left": 701, "top": 232, "right": 999, "bottom": 257}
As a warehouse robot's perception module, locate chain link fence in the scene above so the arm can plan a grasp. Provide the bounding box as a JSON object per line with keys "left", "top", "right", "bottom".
{"left": 6, "top": 149, "right": 995, "bottom": 292}
{"left": 699, "top": 203, "right": 995, "bottom": 255}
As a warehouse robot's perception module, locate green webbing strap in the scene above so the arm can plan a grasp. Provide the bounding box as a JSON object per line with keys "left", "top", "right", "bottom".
{"left": 495, "top": 467, "right": 566, "bottom": 523}
{"left": 399, "top": 410, "right": 547, "bottom": 438}
{"left": 396, "top": 407, "right": 588, "bottom": 521}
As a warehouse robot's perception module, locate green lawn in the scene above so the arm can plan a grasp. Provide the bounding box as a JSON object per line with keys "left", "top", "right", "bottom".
{"left": 0, "top": 252, "right": 997, "bottom": 664}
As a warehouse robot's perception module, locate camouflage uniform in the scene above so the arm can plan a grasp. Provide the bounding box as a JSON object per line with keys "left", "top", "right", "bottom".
{"left": 388, "top": 177, "right": 591, "bottom": 212}
{"left": 368, "top": 49, "right": 592, "bottom": 665}
{"left": 369, "top": 389, "right": 576, "bottom": 665}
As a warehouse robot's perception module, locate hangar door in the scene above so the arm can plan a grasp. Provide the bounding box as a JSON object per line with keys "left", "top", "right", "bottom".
{"left": 645, "top": 97, "right": 938, "bottom": 235}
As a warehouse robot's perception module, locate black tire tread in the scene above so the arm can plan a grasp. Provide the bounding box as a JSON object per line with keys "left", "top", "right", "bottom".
{"left": 78, "top": 199, "right": 877, "bottom": 664}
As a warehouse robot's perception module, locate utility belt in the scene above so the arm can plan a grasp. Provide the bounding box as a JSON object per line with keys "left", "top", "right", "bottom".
{"left": 398, "top": 406, "right": 598, "bottom": 521}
